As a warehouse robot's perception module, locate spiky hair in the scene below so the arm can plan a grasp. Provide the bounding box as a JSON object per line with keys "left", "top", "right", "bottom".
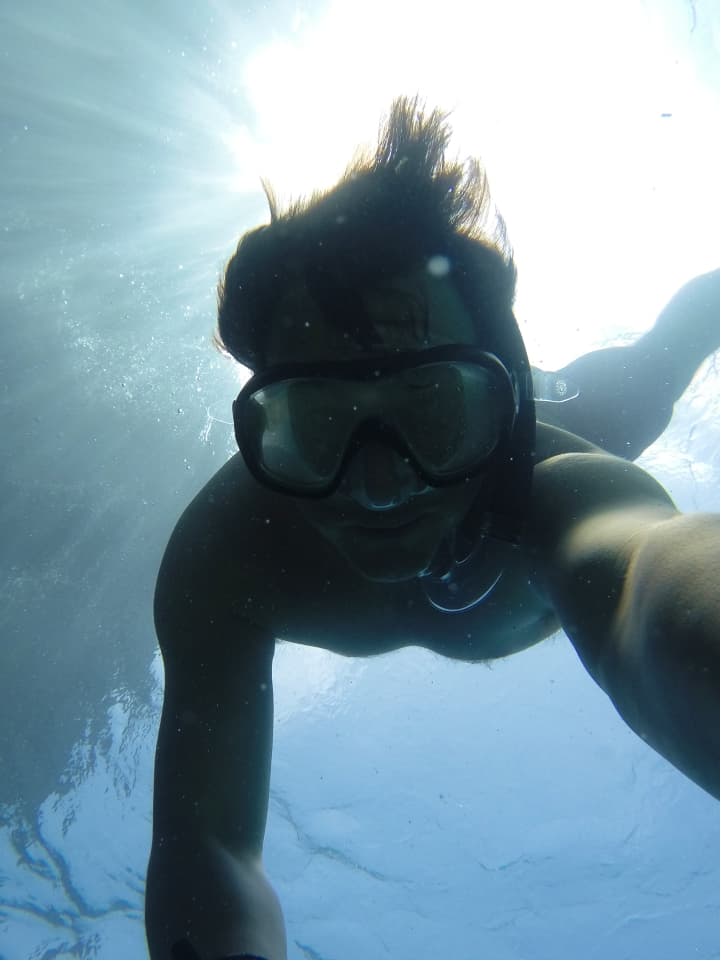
{"left": 216, "top": 96, "right": 516, "bottom": 368}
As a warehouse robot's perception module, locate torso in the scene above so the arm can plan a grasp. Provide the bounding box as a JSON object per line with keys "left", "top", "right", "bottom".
{"left": 173, "top": 422, "right": 599, "bottom": 663}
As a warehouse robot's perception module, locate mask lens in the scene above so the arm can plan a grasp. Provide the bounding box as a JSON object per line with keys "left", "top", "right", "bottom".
{"left": 247, "top": 378, "right": 361, "bottom": 493}
{"left": 396, "top": 362, "right": 508, "bottom": 480}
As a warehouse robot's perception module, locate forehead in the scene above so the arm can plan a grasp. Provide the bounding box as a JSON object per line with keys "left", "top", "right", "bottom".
{"left": 264, "top": 262, "right": 477, "bottom": 366}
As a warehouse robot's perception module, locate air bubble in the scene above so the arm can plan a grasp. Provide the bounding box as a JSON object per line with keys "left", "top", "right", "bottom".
{"left": 427, "top": 255, "right": 451, "bottom": 277}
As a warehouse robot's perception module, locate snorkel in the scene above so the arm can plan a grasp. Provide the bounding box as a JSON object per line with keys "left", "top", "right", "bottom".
{"left": 418, "top": 374, "right": 535, "bottom": 610}
{"left": 418, "top": 252, "right": 537, "bottom": 613}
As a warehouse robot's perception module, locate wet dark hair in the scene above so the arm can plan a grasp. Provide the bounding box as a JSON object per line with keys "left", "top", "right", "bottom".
{"left": 216, "top": 96, "right": 518, "bottom": 370}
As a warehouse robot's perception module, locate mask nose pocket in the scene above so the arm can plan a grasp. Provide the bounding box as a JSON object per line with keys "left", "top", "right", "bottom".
{"left": 339, "top": 441, "right": 429, "bottom": 511}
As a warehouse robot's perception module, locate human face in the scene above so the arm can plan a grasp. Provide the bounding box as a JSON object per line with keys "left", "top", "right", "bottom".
{"left": 262, "top": 263, "right": 486, "bottom": 582}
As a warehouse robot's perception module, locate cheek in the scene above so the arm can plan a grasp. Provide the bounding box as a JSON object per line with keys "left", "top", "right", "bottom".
{"left": 439, "top": 477, "right": 487, "bottom": 521}
{"left": 293, "top": 496, "right": 350, "bottom": 532}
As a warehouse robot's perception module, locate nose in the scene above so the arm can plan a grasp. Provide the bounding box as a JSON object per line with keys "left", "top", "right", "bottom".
{"left": 338, "top": 441, "right": 431, "bottom": 511}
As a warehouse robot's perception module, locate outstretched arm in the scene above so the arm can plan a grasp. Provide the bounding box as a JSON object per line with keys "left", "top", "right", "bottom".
{"left": 146, "top": 531, "right": 286, "bottom": 960}
{"left": 534, "top": 268, "right": 720, "bottom": 459}
{"left": 531, "top": 453, "right": 719, "bottom": 797}
{"left": 636, "top": 268, "right": 720, "bottom": 401}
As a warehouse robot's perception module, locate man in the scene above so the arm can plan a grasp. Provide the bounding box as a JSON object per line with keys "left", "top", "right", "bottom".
{"left": 145, "top": 98, "right": 719, "bottom": 960}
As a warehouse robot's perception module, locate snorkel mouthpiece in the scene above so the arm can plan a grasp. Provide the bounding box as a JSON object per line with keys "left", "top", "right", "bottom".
{"left": 418, "top": 510, "right": 513, "bottom": 613}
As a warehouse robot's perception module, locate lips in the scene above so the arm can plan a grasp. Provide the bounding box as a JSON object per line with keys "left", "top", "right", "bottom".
{"left": 351, "top": 513, "right": 426, "bottom": 534}
{"left": 336, "top": 495, "right": 439, "bottom": 532}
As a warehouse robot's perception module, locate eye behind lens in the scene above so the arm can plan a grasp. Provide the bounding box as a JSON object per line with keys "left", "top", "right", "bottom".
{"left": 395, "top": 362, "right": 509, "bottom": 479}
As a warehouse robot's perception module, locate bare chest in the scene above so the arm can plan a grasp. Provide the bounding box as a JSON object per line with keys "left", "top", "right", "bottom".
{"left": 232, "top": 518, "right": 557, "bottom": 661}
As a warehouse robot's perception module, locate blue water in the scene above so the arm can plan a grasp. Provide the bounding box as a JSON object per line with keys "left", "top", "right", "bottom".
{"left": 1, "top": 2, "right": 718, "bottom": 958}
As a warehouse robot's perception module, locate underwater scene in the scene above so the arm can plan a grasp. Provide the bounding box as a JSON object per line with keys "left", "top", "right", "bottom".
{"left": 1, "top": 1, "right": 718, "bottom": 958}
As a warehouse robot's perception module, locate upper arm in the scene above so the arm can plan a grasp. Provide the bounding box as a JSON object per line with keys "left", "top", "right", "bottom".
{"left": 531, "top": 453, "right": 719, "bottom": 795}
{"left": 639, "top": 268, "right": 720, "bottom": 400}
{"left": 153, "top": 500, "right": 276, "bottom": 861}
{"left": 529, "top": 452, "right": 678, "bottom": 681}
{"left": 147, "top": 500, "right": 287, "bottom": 958}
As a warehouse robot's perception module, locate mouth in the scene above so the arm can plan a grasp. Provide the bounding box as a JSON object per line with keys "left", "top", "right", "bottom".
{"left": 351, "top": 513, "right": 427, "bottom": 535}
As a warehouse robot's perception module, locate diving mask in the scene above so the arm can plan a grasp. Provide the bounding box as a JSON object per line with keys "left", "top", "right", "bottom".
{"left": 233, "top": 345, "right": 520, "bottom": 498}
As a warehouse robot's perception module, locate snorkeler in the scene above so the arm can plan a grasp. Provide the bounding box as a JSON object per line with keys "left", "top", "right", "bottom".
{"left": 145, "top": 98, "right": 719, "bottom": 960}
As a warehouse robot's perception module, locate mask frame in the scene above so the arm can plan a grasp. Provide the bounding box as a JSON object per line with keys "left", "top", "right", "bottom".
{"left": 233, "top": 345, "right": 520, "bottom": 499}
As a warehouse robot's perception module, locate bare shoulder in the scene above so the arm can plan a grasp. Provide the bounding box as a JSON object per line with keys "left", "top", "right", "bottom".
{"left": 527, "top": 446, "right": 680, "bottom": 611}
{"left": 534, "top": 420, "right": 602, "bottom": 461}
{"left": 531, "top": 423, "right": 678, "bottom": 540}
{"left": 159, "top": 452, "right": 308, "bottom": 572}
{"left": 154, "top": 455, "right": 413, "bottom": 653}
{"left": 153, "top": 454, "right": 310, "bottom": 648}
{"left": 532, "top": 448, "right": 676, "bottom": 525}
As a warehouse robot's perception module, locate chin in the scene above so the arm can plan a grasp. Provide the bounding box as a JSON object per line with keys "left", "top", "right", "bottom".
{"left": 348, "top": 558, "right": 425, "bottom": 584}
{"left": 333, "top": 526, "right": 443, "bottom": 583}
